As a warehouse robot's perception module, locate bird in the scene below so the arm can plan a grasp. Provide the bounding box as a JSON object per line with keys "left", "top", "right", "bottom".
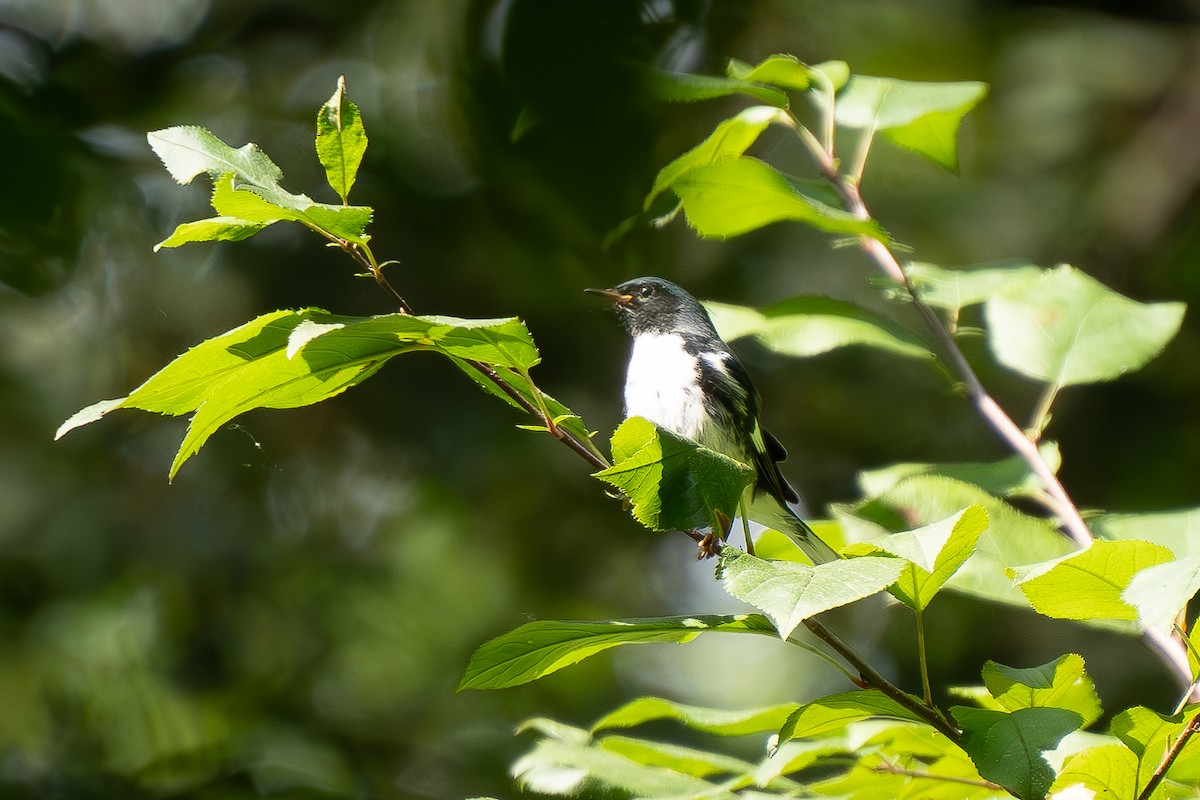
{"left": 587, "top": 276, "right": 838, "bottom": 565}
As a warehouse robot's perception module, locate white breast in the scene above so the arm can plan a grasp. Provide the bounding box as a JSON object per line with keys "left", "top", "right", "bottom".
{"left": 624, "top": 332, "right": 709, "bottom": 441}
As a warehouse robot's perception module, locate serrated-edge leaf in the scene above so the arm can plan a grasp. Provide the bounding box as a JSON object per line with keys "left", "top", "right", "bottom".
{"left": 148, "top": 125, "right": 284, "bottom": 187}
{"left": 952, "top": 705, "right": 1083, "bottom": 800}
{"left": 981, "top": 654, "right": 1102, "bottom": 727}
{"left": 846, "top": 505, "right": 989, "bottom": 610}
{"left": 718, "top": 549, "right": 904, "bottom": 638}
{"left": 57, "top": 310, "right": 549, "bottom": 478}
{"left": 1009, "top": 539, "right": 1175, "bottom": 622}
{"left": 1123, "top": 554, "right": 1200, "bottom": 634}
{"left": 458, "top": 615, "right": 775, "bottom": 690}
{"left": 594, "top": 417, "right": 753, "bottom": 532}
{"left": 316, "top": 75, "right": 368, "bottom": 203}
{"left": 1050, "top": 743, "right": 1139, "bottom": 799}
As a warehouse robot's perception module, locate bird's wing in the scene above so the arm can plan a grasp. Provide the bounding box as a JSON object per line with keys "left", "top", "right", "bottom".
{"left": 699, "top": 348, "right": 800, "bottom": 506}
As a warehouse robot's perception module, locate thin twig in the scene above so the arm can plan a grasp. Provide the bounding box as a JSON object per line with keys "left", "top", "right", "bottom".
{"left": 326, "top": 232, "right": 612, "bottom": 472}
{"left": 873, "top": 757, "right": 1003, "bottom": 790}
{"left": 1138, "top": 709, "right": 1200, "bottom": 800}
{"left": 796, "top": 116, "right": 1200, "bottom": 698}
{"left": 803, "top": 617, "right": 962, "bottom": 744}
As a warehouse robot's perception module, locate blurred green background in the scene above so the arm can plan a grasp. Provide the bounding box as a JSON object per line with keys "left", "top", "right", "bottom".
{"left": 3, "top": 0, "right": 1200, "bottom": 797}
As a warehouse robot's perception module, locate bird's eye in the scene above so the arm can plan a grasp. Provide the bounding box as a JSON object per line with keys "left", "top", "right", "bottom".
{"left": 638, "top": 285, "right": 654, "bottom": 298}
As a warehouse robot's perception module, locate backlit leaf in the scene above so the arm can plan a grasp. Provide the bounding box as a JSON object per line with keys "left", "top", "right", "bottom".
{"left": 981, "top": 655, "right": 1102, "bottom": 726}
{"left": 778, "top": 690, "right": 928, "bottom": 742}
{"left": 904, "top": 261, "right": 1044, "bottom": 314}
{"left": 594, "top": 417, "right": 753, "bottom": 533}
{"left": 1092, "top": 507, "right": 1200, "bottom": 558}
{"left": 857, "top": 442, "right": 1061, "bottom": 499}
{"left": 591, "top": 697, "right": 798, "bottom": 737}
{"left": 717, "top": 548, "right": 903, "bottom": 638}
{"left": 56, "top": 310, "right": 543, "bottom": 479}
{"left": 845, "top": 505, "right": 989, "bottom": 610}
{"left": 459, "top": 615, "right": 775, "bottom": 690}
{"left": 153, "top": 216, "right": 269, "bottom": 251}
{"left": 845, "top": 476, "right": 1074, "bottom": 606}
{"left": 953, "top": 706, "right": 1083, "bottom": 800}
{"left": 316, "top": 75, "right": 367, "bottom": 203}
{"left": 1123, "top": 555, "right": 1200, "bottom": 634}
{"left": 1050, "top": 744, "right": 1139, "bottom": 800}
{"left": 705, "top": 296, "right": 931, "bottom": 361}
{"left": 645, "top": 105, "right": 792, "bottom": 210}
{"left": 985, "top": 264, "right": 1185, "bottom": 387}
{"left": 835, "top": 77, "right": 988, "bottom": 170}
{"left": 670, "top": 156, "right": 887, "bottom": 240}
{"left": 1009, "top": 539, "right": 1175, "bottom": 622}
{"left": 643, "top": 67, "right": 787, "bottom": 107}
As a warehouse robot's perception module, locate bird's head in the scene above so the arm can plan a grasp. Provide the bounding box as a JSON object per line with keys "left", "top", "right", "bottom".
{"left": 586, "top": 276, "right": 714, "bottom": 336}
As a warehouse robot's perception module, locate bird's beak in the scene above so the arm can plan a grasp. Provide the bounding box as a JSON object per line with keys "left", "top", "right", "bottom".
{"left": 585, "top": 287, "right": 634, "bottom": 306}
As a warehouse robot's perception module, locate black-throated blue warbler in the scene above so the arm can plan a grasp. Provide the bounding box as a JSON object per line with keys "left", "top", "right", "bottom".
{"left": 588, "top": 276, "right": 838, "bottom": 564}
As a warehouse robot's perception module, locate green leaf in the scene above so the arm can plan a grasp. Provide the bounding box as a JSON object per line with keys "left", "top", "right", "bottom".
{"left": 670, "top": 156, "right": 888, "bottom": 240}
{"left": 645, "top": 105, "right": 792, "bottom": 210}
{"left": 316, "top": 76, "right": 368, "bottom": 204}
{"left": 1050, "top": 744, "right": 1140, "bottom": 800}
{"left": 705, "top": 296, "right": 932, "bottom": 361}
{"left": 952, "top": 706, "right": 1083, "bottom": 800}
{"left": 981, "top": 655, "right": 1102, "bottom": 726}
{"left": 458, "top": 615, "right": 775, "bottom": 690}
{"left": 597, "top": 736, "right": 756, "bottom": 780}
{"left": 844, "top": 476, "right": 1075, "bottom": 606}
{"left": 725, "top": 54, "right": 817, "bottom": 91}
{"left": 148, "top": 126, "right": 374, "bottom": 246}
{"left": 1093, "top": 507, "right": 1200, "bottom": 558}
{"left": 1123, "top": 555, "right": 1200, "bottom": 634}
{"left": 1110, "top": 706, "right": 1200, "bottom": 793}
{"left": 56, "top": 310, "right": 544, "bottom": 478}
{"left": 845, "top": 505, "right": 989, "bottom": 610}
{"left": 904, "top": 261, "right": 1044, "bottom": 314}
{"left": 512, "top": 732, "right": 738, "bottom": 798}
{"left": 153, "top": 216, "right": 270, "bottom": 250}
{"left": 593, "top": 417, "right": 754, "bottom": 533}
{"left": 985, "top": 264, "right": 1186, "bottom": 387}
{"left": 209, "top": 171, "right": 373, "bottom": 243}
{"left": 591, "top": 697, "right": 799, "bottom": 737}
{"left": 857, "top": 442, "right": 1061, "bottom": 500}
{"left": 148, "top": 125, "right": 284, "bottom": 187}
{"left": 717, "top": 549, "right": 904, "bottom": 639}
{"left": 642, "top": 66, "right": 789, "bottom": 107}
{"left": 1009, "top": 539, "right": 1175, "bottom": 622}
{"left": 778, "top": 689, "right": 929, "bottom": 741}
{"left": 835, "top": 77, "right": 988, "bottom": 171}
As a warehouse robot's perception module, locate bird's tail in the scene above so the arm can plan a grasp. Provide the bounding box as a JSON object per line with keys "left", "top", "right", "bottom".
{"left": 752, "top": 497, "right": 840, "bottom": 565}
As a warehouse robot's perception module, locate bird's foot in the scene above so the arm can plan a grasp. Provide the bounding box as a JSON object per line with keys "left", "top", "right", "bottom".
{"left": 696, "top": 532, "right": 722, "bottom": 560}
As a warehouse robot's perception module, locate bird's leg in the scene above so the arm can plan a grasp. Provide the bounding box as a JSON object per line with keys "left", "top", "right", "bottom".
{"left": 738, "top": 496, "right": 755, "bottom": 557}
{"left": 698, "top": 509, "right": 734, "bottom": 560}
